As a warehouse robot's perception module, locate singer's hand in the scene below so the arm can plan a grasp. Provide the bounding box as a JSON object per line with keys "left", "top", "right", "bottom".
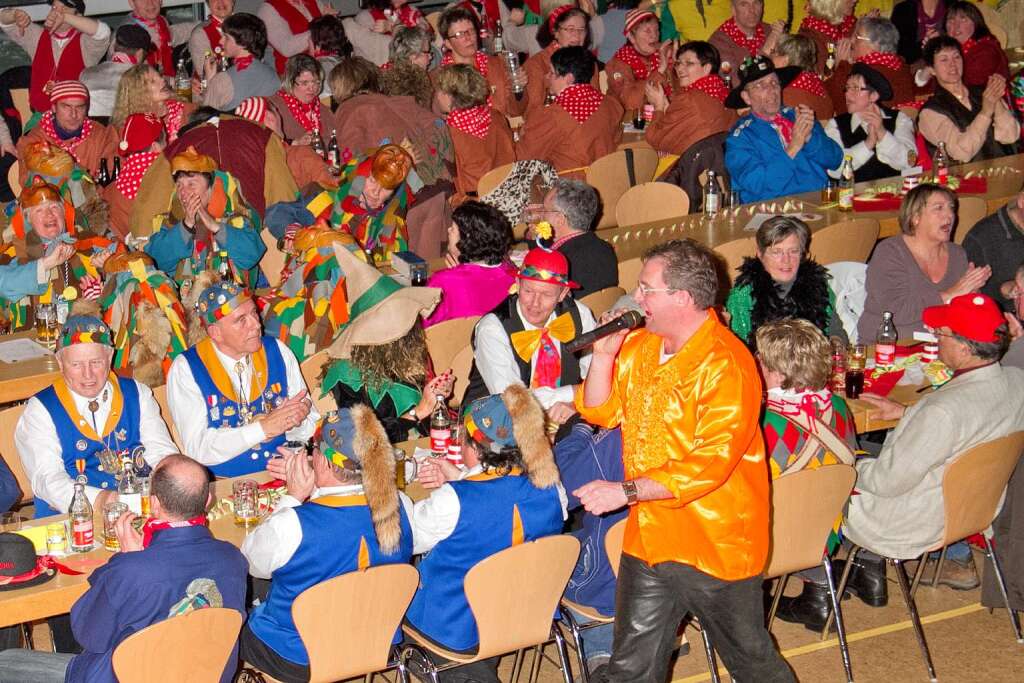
{"left": 592, "top": 308, "right": 632, "bottom": 357}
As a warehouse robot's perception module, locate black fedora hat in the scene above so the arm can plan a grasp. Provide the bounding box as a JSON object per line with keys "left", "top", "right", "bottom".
{"left": 849, "top": 63, "right": 894, "bottom": 103}
{"left": 725, "top": 56, "right": 799, "bottom": 109}
{"left": 0, "top": 532, "right": 57, "bottom": 591}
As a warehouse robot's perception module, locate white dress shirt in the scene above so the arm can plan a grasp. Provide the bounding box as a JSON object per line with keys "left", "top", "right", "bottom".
{"left": 411, "top": 465, "right": 569, "bottom": 555}
{"left": 15, "top": 379, "right": 177, "bottom": 512}
{"left": 165, "top": 338, "right": 319, "bottom": 468}
{"left": 824, "top": 109, "right": 917, "bottom": 178}
{"left": 473, "top": 299, "right": 597, "bottom": 409}
{"left": 241, "top": 484, "right": 415, "bottom": 579}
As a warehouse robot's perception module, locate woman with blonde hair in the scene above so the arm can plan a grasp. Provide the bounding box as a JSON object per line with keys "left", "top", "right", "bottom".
{"left": 111, "top": 64, "right": 194, "bottom": 144}
{"left": 798, "top": 0, "right": 858, "bottom": 73}
{"left": 774, "top": 33, "right": 834, "bottom": 120}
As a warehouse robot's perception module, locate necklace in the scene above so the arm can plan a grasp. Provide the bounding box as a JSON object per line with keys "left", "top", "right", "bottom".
{"left": 89, "top": 387, "right": 122, "bottom": 475}
{"left": 234, "top": 357, "right": 254, "bottom": 424}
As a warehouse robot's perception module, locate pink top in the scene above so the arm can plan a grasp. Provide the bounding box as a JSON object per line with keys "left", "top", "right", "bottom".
{"left": 423, "top": 261, "right": 517, "bottom": 328}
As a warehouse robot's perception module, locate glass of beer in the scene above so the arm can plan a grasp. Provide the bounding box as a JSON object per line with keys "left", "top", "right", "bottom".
{"left": 845, "top": 343, "right": 867, "bottom": 399}
{"left": 103, "top": 502, "right": 129, "bottom": 552}
{"left": 139, "top": 477, "right": 151, "bottom": 518}
{"left": 393, "top": 448, "right": 409, "bottom": 490}
{"left": 233, "top": 479, "right": 260, "bottom": 527}
{"left": 35, "top": 303, "right": 58, "bottom": 347}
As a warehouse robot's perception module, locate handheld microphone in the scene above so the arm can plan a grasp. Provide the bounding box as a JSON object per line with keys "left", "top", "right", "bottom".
{"left": 564, "top": 310, "right": 645, "bottom": 353}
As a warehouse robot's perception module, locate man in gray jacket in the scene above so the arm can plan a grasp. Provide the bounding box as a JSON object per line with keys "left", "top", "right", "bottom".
{"left": 847, "top": 293, "right": 1024, "bottom": 603}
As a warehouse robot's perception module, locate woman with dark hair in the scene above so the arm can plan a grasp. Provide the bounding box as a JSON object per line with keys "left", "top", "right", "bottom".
{"left": 943, "top": 0, "right": 1007, "bottom": 87}
{"left": 644, "top": 40, "right": 736, "bottom": 156}
{"left": 310, "top": 14, "right": 352, "bottom": 95}
{"left": 435, "top": 64, "right": 515, "bottom": 205}
{"left": 268, "top": 54, "right": 330, "bottom": 145}
{"left": 725, "top": 216, "right": 846, "bottom": 346}
{"left": 891, "top": 0, "right": 945, "bottom": 67}
{"left": 523, "top": 5, "right": 596, "bottom": 112}
{"left": 200, "top": 12, "right": 280, "bottom": 111}
{"left": 774, "top": 33, "right": 834, "bottom": 121}
{"left": 424, "top": 200, "right": 517, "bottom": 327}
{"left": 918, "top": 36, "right": 1018, "bottom": 164}
{"left": 859, "top": 183, "right": 988, "bottom": 339}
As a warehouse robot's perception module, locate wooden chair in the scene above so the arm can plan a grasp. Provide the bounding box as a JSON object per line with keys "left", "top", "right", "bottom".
{"left": 586, "top": 148, "right": 659, "bottom": 229}
{"left": 613, "top": 182, "right": 690, "bottom": 227}
{"left": 763, "top": 465, "right": 858, "bottom": 683}
{"left": 401, "top": 535, "right": 581, "bottom": 682}
{"left": 954, "top": 196, "right": 988, "bottom": 245}
{"left": 7, "top": 162, "right": 21, "bottom": 198}
{"left": 559, "top": 519, "right": 626, "bottom": 683}
{"left": 425, "top": 315, "right": 481, "bottom": 372}
{"left": 579, "top": 286, "right": 627, "bottom": 318}
{"left": 977, "top": 2, "right": 1008, "bottom": 46}
{"left": 151, "top": 384, "right": 184, "bottom": 452}
{"left": 10, "top": 89, "right": 30, "bottom": 128}
{"left": 299, "top": 350, "right": 337, "bottom": 417}
{"left": 477, "top": 162, "right": 515, "bottom": 197}
{"left": 111, "top": 607, "right": 243, "bottom": 683}
{"left": 292, "top": 564, "right": 419, "bottom": 683}
{"left": 713, "top": 237, "right": 757, "bottom": 283}
{"left": 832, "top": 431, "right": 1024, "bottom": 681}
{"left": 260, "top": 230, "right": 287, "bottom": 289}
{"left": 449, "top": 344, "right": 475, "bottom": 406}
{"left": 0, "top": 403, "right": 30, "bottom": 504}
{"left": 617, "top": 257, "right": 643, "bottom": 292}
{"left": 809, "top": 218, "right": 880, "bottom": 265}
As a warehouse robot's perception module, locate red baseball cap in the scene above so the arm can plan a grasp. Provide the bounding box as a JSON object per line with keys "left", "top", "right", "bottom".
{"left": 518, "top": 248, "right": 578, "bottom": 289}
{"left": 922, "top": 294, "right": 1005, "bottom": 343}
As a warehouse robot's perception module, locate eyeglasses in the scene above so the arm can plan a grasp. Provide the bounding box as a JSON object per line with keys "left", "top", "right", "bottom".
{"left": 844, "top": 85, "right": 870, "bottom": 93}
{"left": 295, "top": 78, "right": 322, "bottom": 88}
{"left": 855, "top": 34, "right": 873, "bottom": 42}
{"left": 447, "top": 29, "right": 475, "bottom": 40}
{"left": 557, "top": 26, "right": 587, "bottom": 35}
{"left": 763, "top": 248, "right": 803, "bottom": 260}
{"left": 636, "top": 284, "right": 677, "bottom": 296}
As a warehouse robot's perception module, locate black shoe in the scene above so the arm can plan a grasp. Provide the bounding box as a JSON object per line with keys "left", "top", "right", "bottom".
{"left": 836, "top": 557, "right": 888, "bottom": 607}
{"left": 775, "top": 582, "right": 835, "bottom": 632}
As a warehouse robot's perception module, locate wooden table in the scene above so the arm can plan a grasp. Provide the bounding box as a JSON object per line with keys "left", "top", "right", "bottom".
{"left": 0, "top": 330, "right": 60, "bottom": 406}
{"left": 847, "top": 381, "right": 930, "bottom": 434}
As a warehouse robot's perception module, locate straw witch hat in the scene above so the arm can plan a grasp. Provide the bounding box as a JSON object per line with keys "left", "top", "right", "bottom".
{"left": 324, "top": 241, "right": 441, "bottom": 359}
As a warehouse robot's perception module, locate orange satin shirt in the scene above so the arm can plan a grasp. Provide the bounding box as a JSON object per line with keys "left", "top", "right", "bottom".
{"left": 574, "top": 311, "right": 771, "bottom": 581}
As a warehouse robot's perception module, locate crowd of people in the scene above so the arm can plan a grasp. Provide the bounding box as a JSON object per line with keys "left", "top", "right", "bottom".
{"left": 0, "top": 0, "right": 1023, "bottom": 682}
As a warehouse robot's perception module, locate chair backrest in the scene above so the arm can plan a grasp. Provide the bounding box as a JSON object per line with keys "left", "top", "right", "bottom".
{"left": 449, "top": 343, "right": 475, "bottom": 405}
{"left": 940, "top": 431, "right": 1024, "bottom": 545}
{"left": 424, "top": 11, "right": 441, "bottom": 35}
{"left": 477, "top": 162, "right": 515, "bottom": 197}
{"left": 898, "top": 106, "right": 920, "bottom": 123}
{"left": 954, "top": 196, "right": 987, "bottom": 245}
{"left": 300, "top": 349, "right": 338, "bottom": 416}
{"left": 260, "top": 230, "right": 287, "bottom": 289}
{"left": 0, "top": 403, "right": 29, "bottom": 504}
{"left": 10, "top": 89, "right": 30, "bottom": 127}
{"left": 150, "top": 384, "right": 184, "bottom": 451}
{"left": 587, "top": 148, "right": 659, "bottom": 229}
{"left": 604, "top": 518, "right": 627, "bottom": 577}
{"left": 293, "top": 564, "right": 419, "bottom": 683}
{"left": 7, "top": 162, "right": 20, "bottom": 198}
{"left": 467, "top": 535, "right": 580, "bottom": 659}
{"left": 111, "top": 608, "right": 243, "bottom": 683}
{"left": 617, "top": 257, "right": 643, "bottom": 292}
{"left": 809, "top": 218, "right": 880, "bottom": 265}
{"left": 579, "top": 286, "right": 627, "bottom": 318}
{"left": 425, "top": 315, "right": 481, "bottom": 371}
{"left": 614, "top": 182, "right": 690, "bottom": 227}
{"left": 764, "top": 465, "right": 857, "bottom": 578}
{"left": 714, "top": 236, "right": 757, "bottom": 283}
{"left": 976, "top": 2, "right": 1008, "bottom": 46}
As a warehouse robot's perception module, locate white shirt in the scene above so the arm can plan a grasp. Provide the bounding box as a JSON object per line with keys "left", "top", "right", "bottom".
{"left": 165, "top": 338, "right": 319, "bottom": 467}
{"left": 824, "top": 109, "right": 917, "bottom": 178}
{"left": 411, "top": 465, "right": 569, "bottom": 555}
{"left": 15, "top": 379, "right": 177, "bottom": 512}
{"left": 241, "top": 484, "right": 415, "bottom": 579}
{"left": 473, "top": 299, "right": 597, "bottom": 409}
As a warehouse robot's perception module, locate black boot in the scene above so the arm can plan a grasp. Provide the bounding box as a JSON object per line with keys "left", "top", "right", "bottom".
{"left": 836, "top": 555, "right": 888, "bottom": 607}
{"left": 775, "top": 582, "right": 834, "bottom": 632}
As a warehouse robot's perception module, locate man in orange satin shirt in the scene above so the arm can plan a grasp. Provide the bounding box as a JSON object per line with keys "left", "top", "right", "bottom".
{"left": 573, "top": 239, "right": 794, "bottom": 682}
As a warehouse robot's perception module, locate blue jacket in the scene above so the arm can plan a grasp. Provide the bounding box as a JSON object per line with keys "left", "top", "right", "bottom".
{"left": 0, "top": 457, "right": 19, "bottom": 512}
{"left": 66, "top": 525, "right": 248, "bottom": 683}
{"left": 0, "top": 259, "right": 47, "bottom": 304}
{"left": 725, "top": 108, "right": 843, "bottom": 203}
{"left": 555, "top": 424, "right": 626, "bottom": 616}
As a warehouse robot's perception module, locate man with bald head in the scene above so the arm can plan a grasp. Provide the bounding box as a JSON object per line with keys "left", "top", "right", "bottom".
{"left": 0, "top": 453, "right": 248, "bottom": 683}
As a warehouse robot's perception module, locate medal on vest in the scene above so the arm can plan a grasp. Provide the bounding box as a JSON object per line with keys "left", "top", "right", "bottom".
{"left": 234, "top": 360, "right": 255, "bottom": 425}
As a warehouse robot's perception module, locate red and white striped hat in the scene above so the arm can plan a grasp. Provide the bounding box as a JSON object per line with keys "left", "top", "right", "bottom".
{"left": 623, "top": 8, "right": 657, "bottom": 35}
{"left": 234, "top": 97, "right": 268, "bottom": 126}
{"left": 47, "top": 80, "right": 89, "bottom": 104}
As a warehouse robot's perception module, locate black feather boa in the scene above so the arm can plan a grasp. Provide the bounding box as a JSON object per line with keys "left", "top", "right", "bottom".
{"left": 734, "top": 256, "right": 832, "bottom": 340}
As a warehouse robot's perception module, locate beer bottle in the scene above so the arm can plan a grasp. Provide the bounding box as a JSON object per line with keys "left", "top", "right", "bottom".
{"left": 327, "top": 129, "right": 341, "bottom": 171}
{"left": 68, "top": 464, "right": 94, "bottom": 553}
{"left": 838, "top": 155, "right": 855, "bottom": 211}
{"left": 97, "top": 158, "right": 110, "bottom": 187}
{"left": 112, "top": 157, "right": 121, "bottom": 182}
{"left": 934, "top": 142, "right": 950, "bottom": 186}
{"left": 875, "top": 311, "right": 898, "bottom": 367}
{"left": 429, "top": 394, "right": 451, "bottom": 459}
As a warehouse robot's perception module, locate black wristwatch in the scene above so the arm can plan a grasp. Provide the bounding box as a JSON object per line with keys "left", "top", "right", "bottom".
{"left": 622, "top": 480, "right": 638, "bottom": 506}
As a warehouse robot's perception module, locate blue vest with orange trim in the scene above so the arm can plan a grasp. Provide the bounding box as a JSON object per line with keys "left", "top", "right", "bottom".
{"left": 405, "top": 471, "right": 563, "bottom": 652}
{"left": 182, "top": 336, "right": 289, "bottom": 477}
{"left": 34, "top": 376, "right": 142, "bottom": 518}
{"left": 247, "top": 493, "right": 414, "bottom": 665}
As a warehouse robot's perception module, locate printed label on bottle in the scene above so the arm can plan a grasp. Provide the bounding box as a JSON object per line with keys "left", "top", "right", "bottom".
{"left": 838, "top": 187, "right": 854, "bottom": 208}
{"left": 430, "top": 428, "right": 450, "bottom": 455}
{"left": 937, "top": 167, "right": 949, "bottom": 185}
{"left": 446, "top": 441, "right": 463, "bottom": 466}
{"left": 72, "top": 519, "right": 94, "bottom": 547}
{"left": 875, "top": 343, "right": 896, "bottom": 366}
{"left": 705, "top": 194, "right": 719, "bottom": 214}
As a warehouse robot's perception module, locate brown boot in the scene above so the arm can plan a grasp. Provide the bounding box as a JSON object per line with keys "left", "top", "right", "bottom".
{"left": 937, "top": 553, "right": 980, "bottom": 591}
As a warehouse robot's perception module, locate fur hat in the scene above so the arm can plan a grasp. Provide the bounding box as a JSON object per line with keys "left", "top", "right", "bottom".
{"left": 319, "top": 405, "right": 402, "bottom": 553}
{"left": 464, "top": 385, "right": 559, "bottom": 489}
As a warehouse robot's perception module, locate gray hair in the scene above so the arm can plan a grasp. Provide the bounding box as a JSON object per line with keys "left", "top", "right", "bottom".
{"left": 550, "top": 179, "right": 599, "bottom": 232}
{"left": 857, "top": 17, "right": 899, "bottom": 54}
{"left": 755, "top": 215, "right": 810, "bottom": 254}
{"left": 283, "top": 53, "right": 324, "bottom": 92}
{"left": 390, "top": 25, "right": 431, "bottom": 64}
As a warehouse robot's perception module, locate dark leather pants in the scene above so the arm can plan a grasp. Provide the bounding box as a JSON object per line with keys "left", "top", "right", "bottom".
{"left": 602, "top": 554, "right": 795, "bottom": 683}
